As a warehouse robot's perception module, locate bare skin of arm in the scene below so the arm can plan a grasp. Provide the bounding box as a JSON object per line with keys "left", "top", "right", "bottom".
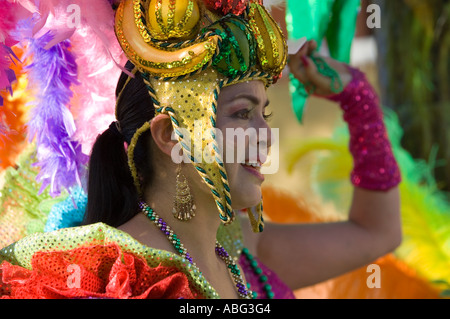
{"left": 242, "top": 187, "right": 401, "bottom": 290}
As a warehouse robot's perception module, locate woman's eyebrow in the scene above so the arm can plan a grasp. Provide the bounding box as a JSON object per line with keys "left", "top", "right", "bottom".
{"left": 234, "top": 93, "right": 270, "bottom": 107}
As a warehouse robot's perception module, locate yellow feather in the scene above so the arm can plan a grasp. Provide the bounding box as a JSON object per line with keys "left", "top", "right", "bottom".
{"left": 287, "top": 110, "right": 450, "bottom": 294}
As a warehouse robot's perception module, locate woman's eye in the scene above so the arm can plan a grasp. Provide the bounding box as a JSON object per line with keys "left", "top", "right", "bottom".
{"left": 233, "top": 109, "right": 273, "bottom": 121}
{"left": 234, "top": 109, "right": 251, "bottom": 119}
{"left": 263, "top": 111, "right": 273, "bottom": 121}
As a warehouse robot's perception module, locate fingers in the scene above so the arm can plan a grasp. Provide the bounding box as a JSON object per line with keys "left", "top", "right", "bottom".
{"left": 288, "top": 53, "right": 305, "bottom": 82}
{"left": 291, "top": 39, "right": 314, "bottom": 59}
{"left": 301, "top": 56, "right": 332, "bottom": 95}
{"left": 288, "top": 41, "right": 329, "bottom": 94}
{"left": 306, "top": 39, "right": 318, "bottom": 55}
{"left": 287, "top": 40, "right": 313, "bottom": 82}
{"left": 288, "top": 39, "right": 349, "bottom": 96}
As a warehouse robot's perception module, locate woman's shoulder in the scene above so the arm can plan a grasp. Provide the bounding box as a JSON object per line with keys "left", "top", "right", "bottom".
{"left": 0, "top": 223, "right": 219, "bottom": 299}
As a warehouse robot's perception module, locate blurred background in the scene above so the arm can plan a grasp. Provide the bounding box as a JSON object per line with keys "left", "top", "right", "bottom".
{"left": 266, "top": 0, "right": 449, "bottom": 200}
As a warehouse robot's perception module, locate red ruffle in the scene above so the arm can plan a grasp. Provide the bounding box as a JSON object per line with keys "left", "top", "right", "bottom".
{"left": 0, "top": 244, "right": 200, "bottom": 299}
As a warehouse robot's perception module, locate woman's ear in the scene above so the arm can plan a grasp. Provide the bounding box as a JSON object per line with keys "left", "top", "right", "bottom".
{"left": 150, "top": 114, "right": 177, "bottom": 157}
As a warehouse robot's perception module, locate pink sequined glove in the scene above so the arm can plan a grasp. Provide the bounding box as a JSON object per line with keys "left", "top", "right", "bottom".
{"left": 328, "top": 66, "right": 401, "bottom": 191}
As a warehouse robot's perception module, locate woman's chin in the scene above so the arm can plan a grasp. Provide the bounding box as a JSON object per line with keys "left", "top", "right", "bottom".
{"left": 230, "top": 187, "right": 262, "bottom": 210}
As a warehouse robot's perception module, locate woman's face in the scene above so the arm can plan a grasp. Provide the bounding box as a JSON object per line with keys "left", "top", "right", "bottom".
{"left": 215, "top": 80, "right": 272, "bottom": 209}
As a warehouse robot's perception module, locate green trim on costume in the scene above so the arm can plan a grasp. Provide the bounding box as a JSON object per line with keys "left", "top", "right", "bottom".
{"left": 0, "top": 223, "right": 220, "bottom": 299}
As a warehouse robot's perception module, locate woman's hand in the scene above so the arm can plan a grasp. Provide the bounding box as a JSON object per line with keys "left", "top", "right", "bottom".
{"left": 239, "top": 41, "right": 403, "bottom": 291}
{"left": 288, "top": 40, "right": 353, "bottom": 97}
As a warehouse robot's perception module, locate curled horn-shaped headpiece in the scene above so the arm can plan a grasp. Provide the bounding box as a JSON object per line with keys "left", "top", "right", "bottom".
{"left": 114, "top": 0, "right": 287, "bottom": 232}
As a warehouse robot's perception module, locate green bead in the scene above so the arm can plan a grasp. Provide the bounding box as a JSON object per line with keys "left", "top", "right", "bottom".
{"left": 250, "top": 260, "right": 258, "bottom": 268}
{"left": 259, "top": 275, "right": 268, "bottom": 283}
{"left": 267, "top": 291, "right": 274, "bottom": 299}
{"left": 263, "top": 284, "right": 272, "bottom": 291}
{"left": 254, "top": 267, "right": 262, "bottom": 275}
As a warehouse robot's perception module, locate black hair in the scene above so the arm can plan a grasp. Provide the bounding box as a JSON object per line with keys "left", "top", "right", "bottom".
{"left": 83, "top": 61, "right": 155, "bottom": 227}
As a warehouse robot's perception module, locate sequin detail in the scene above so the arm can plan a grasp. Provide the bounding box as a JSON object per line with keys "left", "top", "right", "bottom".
{"left": 140, "top": 201, "right": 253, "bottom": 299}
{"left": 0, "top": 223, "right": 220, "bottom": 299}
{"left": 202, "top": 0, "right": 252, "bottom": 16}
{"left": 239, "top": 252, "right": 295, "bottom": 299}
{"left": 115, "top": 0, "right": 287, "bottom": 230}
{"left": 141, "top": 0, "right": 200, "bottom": 41}
{"left": 0, "top": 243, "right": 198, "bottom": 299}
{"left": 328, "top": 67, "right": 401, "bottom": 191}
{"left": 218, "top": 217, "right": 295, "bottom": 299}
{"left": 115, "top": 0, "right": 219, "bottom": 78}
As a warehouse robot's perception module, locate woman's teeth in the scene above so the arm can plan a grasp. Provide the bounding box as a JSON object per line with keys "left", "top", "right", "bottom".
{"left": 243, "top": 162, "right": 261, "bottom": 168}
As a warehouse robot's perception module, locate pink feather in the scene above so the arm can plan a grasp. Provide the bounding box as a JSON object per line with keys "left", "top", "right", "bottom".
{"left": 0, "top": 45, "right": 17, "bottom": 93}
{"left": 33, "top": 0, "right": 116, "bottom": 50}
{"left": 69, "top": 26, "right": 126, "bottom": 155}
{"left": 10, "top": 0, "right": 39, "bottom": 13}
{"left": 28, "top": 0, "right": 127, "bottom": 154}
{"left": 0, "top": 1, "right": 33, "bottom": 46}
{"left": 0, "top": 1, "right": 33, "bottom": 104}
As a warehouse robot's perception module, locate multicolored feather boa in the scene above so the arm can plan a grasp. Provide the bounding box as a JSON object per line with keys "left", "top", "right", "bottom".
{"left": 0, "top": 0, "right": 124, "bottom": 195}
{"left": 25, "top": 31, "right": 87, "bottom": 196}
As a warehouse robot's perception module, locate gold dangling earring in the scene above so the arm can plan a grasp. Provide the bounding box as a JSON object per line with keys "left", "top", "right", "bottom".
{"left": 173, "top": 164, "right": 196, "bottom": 221}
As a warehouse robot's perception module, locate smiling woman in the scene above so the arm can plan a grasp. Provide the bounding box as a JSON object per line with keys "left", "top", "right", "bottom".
{"left": 216, "top": 81, "right": 272, "bottom": 209}
{"left": 0, "top": 0, "right": 401, "bottom": 300}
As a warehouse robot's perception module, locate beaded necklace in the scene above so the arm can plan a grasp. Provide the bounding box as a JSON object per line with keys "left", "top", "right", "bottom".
{"left": 139, "top": 201, "right": 253, "bottom": 299}
{"left": 241, "top": 247, "right": 274, "bottom": 299}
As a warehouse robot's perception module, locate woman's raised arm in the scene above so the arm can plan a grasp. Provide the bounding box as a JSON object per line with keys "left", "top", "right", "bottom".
{"left": 243, "top": 41, "right": 402, "bottom": 290}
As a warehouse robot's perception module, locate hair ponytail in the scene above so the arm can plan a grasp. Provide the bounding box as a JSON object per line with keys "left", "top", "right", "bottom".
{"left": 83, "top": 61, "right": 155, "bottom": 227}
{"left": 84, "top": 126, "right": 139, "bottom": 226}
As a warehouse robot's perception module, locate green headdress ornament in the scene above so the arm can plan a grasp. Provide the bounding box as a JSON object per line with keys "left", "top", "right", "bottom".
{"left": 114, "top": 0, "right": 287, "bottom": 232}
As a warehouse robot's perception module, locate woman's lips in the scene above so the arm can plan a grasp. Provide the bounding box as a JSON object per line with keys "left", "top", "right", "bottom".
{"left": 240, "top": 161, "right": 265, "bottom": 181}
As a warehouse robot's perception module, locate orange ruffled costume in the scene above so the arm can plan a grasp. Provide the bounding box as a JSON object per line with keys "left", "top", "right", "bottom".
{"left": 0, "top": 222, "right": 223, "bottom": 299}
{"left": 0, "top": 243, "right": 196, "bottom": 299}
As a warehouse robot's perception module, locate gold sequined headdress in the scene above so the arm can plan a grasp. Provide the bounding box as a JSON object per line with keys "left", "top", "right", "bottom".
{"left": 114, "top": 0, "right": 287, "bottom": 232}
